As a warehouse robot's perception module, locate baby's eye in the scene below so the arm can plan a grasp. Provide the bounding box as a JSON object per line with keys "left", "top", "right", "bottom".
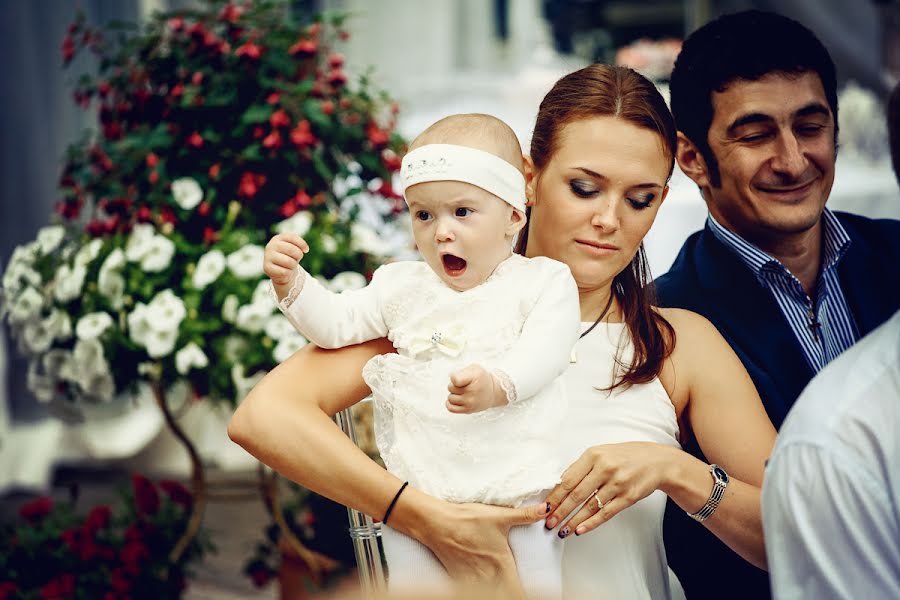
{"left": 415, "top": 210, "right": 432, "bottom": 221}
{"left": 455, "top": 207, "right": 473, "bottom": 217}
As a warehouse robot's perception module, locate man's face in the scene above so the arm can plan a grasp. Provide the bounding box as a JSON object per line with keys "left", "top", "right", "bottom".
{"left": 702, "top": 71, "right": 836, "bottom": 244}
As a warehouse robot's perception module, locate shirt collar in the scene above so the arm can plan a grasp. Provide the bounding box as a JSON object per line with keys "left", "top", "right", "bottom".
{"left": 706, "top": 208, "right": 852, "bottom": 283}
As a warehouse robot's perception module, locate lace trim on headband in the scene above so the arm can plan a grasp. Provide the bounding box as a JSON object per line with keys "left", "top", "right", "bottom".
{"left": 492, "top": 368, "right": 518, "bottom": 405}
{"left": 271, "top": 264, "right": 306, "bottom": 312}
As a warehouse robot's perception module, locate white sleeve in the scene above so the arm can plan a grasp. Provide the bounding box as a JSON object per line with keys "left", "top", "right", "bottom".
{"left": 762, "top": 443, "right": 900, "bottom": 600}
{"left": 491, "top": 260, "right": 580, "bottom": 403}
{"left": 275, "top": 265, "right": 395, "bottom": 349}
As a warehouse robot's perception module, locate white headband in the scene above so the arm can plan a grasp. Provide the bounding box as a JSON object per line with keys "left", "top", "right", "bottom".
{"left": 400, "top": 143, "right": 526, "bottom": 212}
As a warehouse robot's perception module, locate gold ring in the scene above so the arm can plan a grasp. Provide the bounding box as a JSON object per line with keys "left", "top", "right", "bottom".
{"left": 595, "top": 494, "right": 604, "bottom": 511}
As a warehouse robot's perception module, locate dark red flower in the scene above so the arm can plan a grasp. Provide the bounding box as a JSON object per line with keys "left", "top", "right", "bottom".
{"left": 167, "top": 17, "right": 185, "bottom": 32}
{"left": 97, "top": 81, "right": 111, "bottom": 98}
{"left": 262, "top": 130, "right": 282, "bottom": 149}
{"left": 289, "top": 120, "right": 315, "bottom": 147}
{"left": 62, "top": 35, "right": 75, "bottom": 64}
{"left": 170, "top": 83, "right": 185, "bottom": 99}
{"left": 327, "top": 69, "right": 347, "bottom": 87}
{"left": 266, "top": 92, "right": 280, "bottom": 105}
{"left": 197, "top": 201, "right": 211, "bottom": 217}
{"left": 208, "top": 163, "right": 221, "bottom": 179}
{"left": 160, "top": 207, "right": 177, "bottom": 225}
{"left": 148, "top": 170, "right": 159, "bottom": 185}
{"left": 381, "top": 150, "right": 401, "bottom": 173}
{"left": 366, "top": 123, "right": 389, "bottom": 148}
{"left": 327, "top": 52, "right": 344, "bottom": 68}
{"left": 249, "top": 566, "right": 271, "bottom": 588}
{"left": 159, "top": 479, "right": 193, "bottom": 508}
{"left": 339, "top": 97, "right": 351, "bottom": 110}
{"left": 279, "top": 199, "right": 298, "bottom": 218}
{"left": 309, "top": 81, "right": 324, "bottom": 98}
{"left": 0, "top": 582, "right": 18, "bottom": 600}
{"left": 269, "top": 109, "right": 290, "bottom": 128}
{"left": 145, "top": 152, "right": 159, "bottom": 168}
{"left": 40, "top": 574, "right": 75, "bottom": 599}
{"left": 203, "top": 226, "right": 219, "bottom": 244}
{"left": 137, "top": 205, "right": 153, "bottom": 222}
{"left": 292, "top": 189, "right": 312, "bottom": 209}
{"left": 110, "top": 567, "right": 130, "bottom": 594}
{"left": 19, "top": 496, "right": 53, "bottom": 523}
{"left": 191, "top": 71, "right": 204, "bottom": 85}
{"left": 85, "top": 505, "right": 112, "bottom": 533}
{"left": 253, "top": 126, "right": 264, "bottom": 139}
{"left": 120, "top": 540, "right": 150, "bottom": 574}
{"left": 320, "top": 100, "right": 334, "bottom": 115}
{"left": 238, "top": 172, "right": 266, "bottom": 198}
{"left": 218, "top": 3, "right": 244, "bottom": 24}
{"left": 131, "top": 473, "right": 160, "bottom": 516}
{"left": 235, "top": 41, "right": 261, "bottom": 60}
{"left": 61, "top": 527, "right": 83, "bottom": 552}
{"left": 289, "top": 39, "right": 317, "bottom": 56}
{"left": 186, "top": 131, "right": 204, "bottom": 148}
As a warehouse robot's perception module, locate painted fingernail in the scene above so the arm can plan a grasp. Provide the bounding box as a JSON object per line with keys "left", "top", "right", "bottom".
{"left": 545, "top": 516, "right": 558, "bottom": 530}
{"left": 558, "top": 526, "right": 570, "bottom": 539}
{"left": 575, "top": 526, "right": 585, "bottom": 536}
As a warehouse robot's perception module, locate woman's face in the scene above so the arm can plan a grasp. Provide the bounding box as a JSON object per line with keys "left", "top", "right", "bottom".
{"left": 525, "top": 116, "right": 670, "bottom": 294}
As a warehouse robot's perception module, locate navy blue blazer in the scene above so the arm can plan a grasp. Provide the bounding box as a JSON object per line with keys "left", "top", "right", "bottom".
{"left": 655, "top": 211, "right": 900, "bottom": 600}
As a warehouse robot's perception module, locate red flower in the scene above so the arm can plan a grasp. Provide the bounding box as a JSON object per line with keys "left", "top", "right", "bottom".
{"left": 102, "top": 121, "right": 124, "bottom": 141}
{"left": 235, "top": 41, "right": 262, "bottom": 60}
{"left": 61, "top": 527, "right": 83, "bottom": 552}
{"left": 338, "top": 29, "right": 350, "bottom": 41}
{"left": 269, "top": 109, "right": 290, "bottom": 128}
{"left": 160, "top": 207, "right": 177, "bottom": 225}
{"left": 289, "top": 120, "right": 315, "bottom": 147}
{"left": 197, "top": 201, "right": 211, "bottom": 217}
{"left": 62, "top": 35, "right": 75, "bottom": 64}
{"left": 203, "top": 226, "right": 219, "bottom": 244}
{"left": 262, "top": 130, "right": 282, "bottom": 149}
{"left": 145, "top": 152, "right": 159, "bottom": 168}
{"left": 167, "top": 17, "right": 185, "bottom": 32}
{"left": 309, "top": 82, "right": 324, "bottom": 98}
{"left": 148, "top": 170, "right": 159, "bottom": 184}
{"left": 366, "top": 123, "right": 389, "bottom": 148}
{"left": 320, "top": 100, "right": 334, "bottom": 115}
{"left": 289, "top": 39, "right": 317, "bottom": 56}
{"left": 293, "top": 189, "right": 312, "bottom": 208}
{"left": 131, "top": 473, "right": 160, "bottom": 516}
{"left": 266, "top": 91, "right": 281, "bottom": 105}
{"left": 208, "top": 163, "right": 221, "bottom": 179}
{"left": 160, "top": 479, "right": 193, "bottom": 508}
{"left": 40, "top": 574, "right": 75, "bottom": 599}
{"left": 0, "top": 582, "right": 18, "bottom": 600}
{"left": 218, "top": 3, "right": 244, "bottom": 23}
{"left": 327, "top": 53, "right": 344, "bottom": 68}
{"left": 19, "top": 496, "right": 52, "bottom": 523}
{"left": 97, "top": 81, "right": 111, "bottom": 98}
{"left": 327, "top": 69, "right": 347, "bottom": 87}
{"left": 120, "top": 540, "right": 150, "bottom": 574}
{"left": 249, "top": 566, "right": 272, "bottom": 588}
{"left": 170, "top": 83, "right": 185, "bottom": 99}
{"left": 381, "top": 149, "right": 401, "bottom": 172}
{"left": 186, "top": 131, "right": 204, "bottom": 148}
{"left": 137, "top": 205, "right": 153, "bottom": 222}
{"left": 110, "top": 567, "right": 131, "bottom": 594}
{"left": 339, "top": 97, "right": 351, "bottom": 110}
{"left": 253, "top": 126, "right": 264, "bottom": 139}
{"left": 238, "top": 172, "right": 266, "bottom": 198}
{"left": 191, "top": 71, "right": 204, "bottom": 85}
{"left": 279, "top": 199, "right": 298, "bottom": 218}
{"left": 85, "top": 505, "right": 112, "bottom": 533}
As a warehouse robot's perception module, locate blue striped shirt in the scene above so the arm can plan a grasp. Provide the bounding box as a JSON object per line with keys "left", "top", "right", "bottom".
{"left": 707, "top": 210, "right": 858, "bottom": 372}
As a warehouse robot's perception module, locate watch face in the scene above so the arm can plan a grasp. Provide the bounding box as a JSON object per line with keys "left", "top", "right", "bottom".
{"left": 713, "top": 466, "right": 729, "bottom": 484}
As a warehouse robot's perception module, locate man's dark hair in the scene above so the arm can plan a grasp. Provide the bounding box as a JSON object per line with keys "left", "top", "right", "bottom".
{"left": 670, "top": 10, "right": 839, "bottom": 186}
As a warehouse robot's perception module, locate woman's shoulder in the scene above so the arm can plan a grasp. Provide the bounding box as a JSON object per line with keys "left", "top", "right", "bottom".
{"left": 655, "top": 307, "right": 720, "bottom": 343}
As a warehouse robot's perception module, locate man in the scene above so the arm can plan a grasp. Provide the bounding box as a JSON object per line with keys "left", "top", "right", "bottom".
{"left": 656, "top": 10, "right": 900, "bottom": 599}
{"left": 760, "top": 80, "right": 900, "bottom": 600}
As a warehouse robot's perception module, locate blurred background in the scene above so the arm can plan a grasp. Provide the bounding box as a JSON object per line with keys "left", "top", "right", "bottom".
{"left": 1, "top": 1, "right": 897, "bottom": 598}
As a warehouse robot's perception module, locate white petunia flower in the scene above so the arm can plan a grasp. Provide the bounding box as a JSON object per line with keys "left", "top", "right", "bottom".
{"left": 222, "top": 294, "right": 239, "bottom": 323}
{"left": 275, "top": 211, "right": 313, "bottom": 237}
{"left": 125, "top": 223, "right": 157, "bottom": 262}
{"left": 235, "top": 303, "right": 271, "bottom": 333}
{"left": 22, "top": 320, "right": 54, "bottom": 354}
{"left": 9, "top": 286, "right": 44, "bottom": 325}
{"left": 329, "top": 271, "right": 367, "bottom": 292}
{"left": 73, "top": 338, "right": 108, "bottom": 375}
{"left": 144, "top": 328, "right": 179, "bottom": 358}
{"left": 147, "top": 289, "right": 187, "bottom": 326}
{"left": 264, "top": 314, "right": 295, "bottom": 341}
{"left": 79, "top": 372, "right": 116, "bottom": 402}
{"left": 226, "top": 245, "right": 265, "bottom": 279}
{"left": 44, "top": 309, "right": 72, "bottom": 342}
{"left": 350, "top": 222, "right": 389, "bottom": 256}
{"left": 127, "top": 303, "right": 152, "bottom": 346}
{"left": 273, "top": 333, "right": 308, "bottom": 363}
{"left": 76, "top": 312, "right": 114, "bottom": 340}
{"left": 36, "top": 226, "right": 65, "bottom": 254}
{"left": 141, "top": 235, "right": 176, "bottom": 272}
{"left": 2, "top": 262, "right": 42, "bottom": 298}
{"left": 192, "top": 250, "right": 226, "bottom": 289}
{"left": 253, "top": 279, "right": 274, "bottom": 305}
{"left": 54, "top": 263, "right": 87, "bottom": 303}
{"left": 320, "top": 234, "right": 338, "bottom": 253}
{"left": 43, "top": 349, "right": 75, "bottom": 382}
{"left": 223, "top": 335, "right": 247, "bottom": 362}
{"left": 98, "top": 270, "right": 125, "bottom": 309}
{"left": 171, "top": 177, "right": 204, "bottom": 210}
{"left": 100, "top": 247, "right": 125, "bottom": 274}
{"left": 175, "top": 342, "right": 209, "bottom": 375}
{"left": 9, "top": 242, "right": 39, "bottom": 268}
{"left": 74, "top": 238, "right": 104, "bottom": 267}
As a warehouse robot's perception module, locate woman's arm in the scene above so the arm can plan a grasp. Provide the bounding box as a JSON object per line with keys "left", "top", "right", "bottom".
{"left": 543, "top": 309, "right": 775, "bottom": 569}
{"left": 227, "top": 340, "right": 546, "bottom": 589}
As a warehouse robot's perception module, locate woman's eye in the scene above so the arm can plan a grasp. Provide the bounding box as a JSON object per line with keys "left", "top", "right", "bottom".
{"left": 454, "top": 207, "right": 472, "bottom": 217}
{"left": 570, "top": 180, "right": 598, "bottom": 198}
{"left": 415, "top": 210, "right": 432, "bottom": 221}
{"left": 627, "top": 194, "right": 655, "bottom": 210}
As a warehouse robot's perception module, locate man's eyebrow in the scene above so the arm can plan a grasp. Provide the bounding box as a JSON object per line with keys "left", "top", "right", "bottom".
{"left": 726, "top": 113, "right": 774, "bottom": 136}
{"left": 795, "top": 102, "right": 831, "bottom": 119}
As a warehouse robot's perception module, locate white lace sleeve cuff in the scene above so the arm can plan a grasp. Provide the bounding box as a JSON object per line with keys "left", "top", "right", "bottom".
{"left": 492, "top": 369, "right": 519, "bottom": 405}
{"left": 270, "top": 264, "right": 307, "bottom": 312}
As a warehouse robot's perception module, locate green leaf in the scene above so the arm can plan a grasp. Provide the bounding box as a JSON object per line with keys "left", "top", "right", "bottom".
{"left": 240, "top": 104, "right": 274, "bottom": 126}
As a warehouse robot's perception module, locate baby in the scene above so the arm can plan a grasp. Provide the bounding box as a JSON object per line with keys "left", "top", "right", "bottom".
{"left": 265, "top": 113, "right": 579, "bottom": 599}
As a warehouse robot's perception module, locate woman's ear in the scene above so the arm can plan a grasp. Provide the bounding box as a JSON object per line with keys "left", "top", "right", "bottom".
{"left": 523, "top": 155, "right": 537, "bottom": 207}
{"left": 676, "top": 132, "right": 711, "bottom": 190}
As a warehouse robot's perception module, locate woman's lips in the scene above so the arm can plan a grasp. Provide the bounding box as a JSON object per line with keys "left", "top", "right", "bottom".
{"left": 575, "top": 239, "right": 619, "bottom": 255}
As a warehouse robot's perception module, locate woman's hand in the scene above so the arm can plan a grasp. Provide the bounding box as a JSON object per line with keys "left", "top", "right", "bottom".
{"left": 544, "top": 442, "right": 679, "bottom": 537}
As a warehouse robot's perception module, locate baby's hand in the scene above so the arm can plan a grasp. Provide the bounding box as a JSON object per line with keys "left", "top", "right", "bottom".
{"left": 264, "top": 232, "right": 310, "bottom": 297}
{"left": 447, "top": 364, "right": 508, "bottom": 414}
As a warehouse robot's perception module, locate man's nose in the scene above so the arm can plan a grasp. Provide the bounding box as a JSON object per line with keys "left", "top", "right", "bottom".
{"left": 770, "top": 132, "right": 809, "bottom": 178}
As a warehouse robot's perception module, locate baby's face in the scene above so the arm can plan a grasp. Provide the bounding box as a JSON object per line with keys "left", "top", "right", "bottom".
{"left": 406, "top": 180, "right": 516, "bottom": 291}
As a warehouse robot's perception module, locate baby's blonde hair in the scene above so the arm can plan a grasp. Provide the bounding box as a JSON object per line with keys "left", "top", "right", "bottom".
{"left": 408, "top": 113, "right": 524, "bottom": 175}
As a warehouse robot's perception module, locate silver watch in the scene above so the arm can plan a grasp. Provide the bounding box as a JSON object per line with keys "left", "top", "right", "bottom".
{"left": 687, "top": 464, "right": 729, "bottom": 522}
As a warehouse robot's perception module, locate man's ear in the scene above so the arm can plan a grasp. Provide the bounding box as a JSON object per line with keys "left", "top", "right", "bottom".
{"left": 506, "top": 207, "right": 527, "bottom": 238}
{"left": 523, "top": 154, "right": 537, "bottom": 207}
{"left": 676, "top": 132, "right": 711, "bottom": 190}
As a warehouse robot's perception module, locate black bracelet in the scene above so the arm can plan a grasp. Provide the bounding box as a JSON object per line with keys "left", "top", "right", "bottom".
{"left": 382, "top": 481, "right": 409, "bottom": 525}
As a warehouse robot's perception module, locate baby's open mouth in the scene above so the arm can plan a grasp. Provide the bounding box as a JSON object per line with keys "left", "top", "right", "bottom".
{"left": 441, "top": 254, "right": 467, "bottom": 277}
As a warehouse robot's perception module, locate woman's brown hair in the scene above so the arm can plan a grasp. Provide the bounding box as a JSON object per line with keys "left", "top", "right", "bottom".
{"left": 516, "top": 63, "right": 676, "bottom": 389}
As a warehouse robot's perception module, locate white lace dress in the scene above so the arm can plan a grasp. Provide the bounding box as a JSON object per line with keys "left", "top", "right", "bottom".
{"left": 277, "top": 253, "right": 580, "bottom": 506}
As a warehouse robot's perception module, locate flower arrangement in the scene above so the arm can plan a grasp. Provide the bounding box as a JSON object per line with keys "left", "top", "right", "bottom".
{"left": 0, "top": 0, "right": 407, "bottom": 420}
{"left": 614, "top": 37, "right": 682, "bottom": 83}
{"left": 0, "top": 473, "right": 211, "bottom": 599}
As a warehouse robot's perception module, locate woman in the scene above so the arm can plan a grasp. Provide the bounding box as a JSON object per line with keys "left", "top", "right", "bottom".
{"left": 229, "top": 64, "right": 776, "bottom": 599}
